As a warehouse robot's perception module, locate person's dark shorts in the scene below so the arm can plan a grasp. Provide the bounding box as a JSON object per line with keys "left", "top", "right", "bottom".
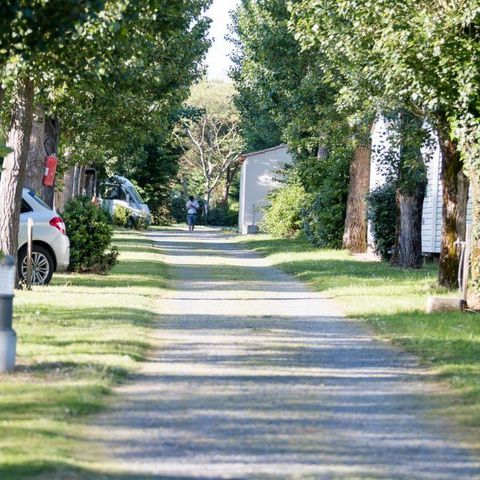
{"left": 187, "top": 214, "right": 197, "bottom": 226}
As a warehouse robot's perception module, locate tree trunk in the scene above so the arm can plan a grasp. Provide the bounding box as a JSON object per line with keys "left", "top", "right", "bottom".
{"left": 42, "top": 116, "right": 60, "bottom": 208}
{"left": 390, "top": 181, "right": 426, "bottom": 268}
{"left": 0, "top": 77, "right": 35, "bottom": 271}
{"left": 222, "top": 162, "right": 240, "bottom": 205}
{"left": 24, "top": 104, "right": 45, "bottom": 195}
{"left": 342, "top": 144, "right": 371, "bottom": 252}
{"left": 438, "top": 135, "right": 469, "bottom": 288}
{"left": 317, "top": 144, "right": 328, "bottom": 160}
{"left": 469, "top": 171, "right": 480, "bottom": 306}
{"left": 221, "top": 182, "right": 230, "bottom": 205}
{"left": 63, "top": 165, "right": 75, "bottom": 203}
{"left": 204, "top": 190, "right": 211, "bottom": 226}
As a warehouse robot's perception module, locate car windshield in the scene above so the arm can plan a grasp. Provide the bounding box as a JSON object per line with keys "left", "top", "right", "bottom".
{"left": 126, "top": 186, "right": 144, "bottom": 204}
{"left": 26, "top": 189, "right": 52, "bottom": 210}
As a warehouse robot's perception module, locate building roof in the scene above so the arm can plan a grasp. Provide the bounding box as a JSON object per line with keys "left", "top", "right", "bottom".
{"left": 239, "top": 144, "right": 287, "bottom": 164}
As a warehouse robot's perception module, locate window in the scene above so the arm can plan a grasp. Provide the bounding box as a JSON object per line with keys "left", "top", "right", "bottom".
{"left": 21, "top": 200, "right": 32, "bottom": 214}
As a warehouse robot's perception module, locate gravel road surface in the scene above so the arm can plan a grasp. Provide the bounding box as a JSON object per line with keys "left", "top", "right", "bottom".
{"left": 92, "top": 228, "right": 480, "bottom": 479}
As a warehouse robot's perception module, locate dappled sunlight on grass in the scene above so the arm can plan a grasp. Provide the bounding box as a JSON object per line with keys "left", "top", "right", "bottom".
{"left": 240, "top": 234, "right": 480, "bottom": 431}
{"left": 0, "top": 229, "right": 167, "bottom": 479}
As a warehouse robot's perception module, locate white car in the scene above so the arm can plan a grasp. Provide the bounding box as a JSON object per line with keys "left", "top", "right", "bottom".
{"left": 19, "top": 188, "right": 70, "bottom": 285}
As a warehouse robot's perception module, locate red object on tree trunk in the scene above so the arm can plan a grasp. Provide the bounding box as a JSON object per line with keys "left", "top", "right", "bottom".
{"left": 42, "top": 155, "right": 58, "bottom": 186}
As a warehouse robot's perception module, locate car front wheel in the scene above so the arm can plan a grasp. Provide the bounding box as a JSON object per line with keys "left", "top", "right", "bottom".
{"left": 19, "top": 245, "right": 54, "bottom": 285}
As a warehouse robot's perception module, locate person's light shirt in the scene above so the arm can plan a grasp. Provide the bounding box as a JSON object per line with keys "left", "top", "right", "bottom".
{"left": 186, "top": 200, "right": 199, "bottom": 214}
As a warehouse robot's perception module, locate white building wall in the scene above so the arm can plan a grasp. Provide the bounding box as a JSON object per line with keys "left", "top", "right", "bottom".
{"left": 369, "top": 117, "right": 472, "bottom": 254}
{"left": 238, "top": 145, "right": 293, "bottom": 234}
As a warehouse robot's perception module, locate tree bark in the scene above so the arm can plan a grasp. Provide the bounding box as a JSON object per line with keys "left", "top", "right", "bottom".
{"left": 221, "top": 162, "right": 240, "bottom": 205}
{"left": 469, "top": 171, "right": 480, "bottom": 307}
{"left": 390, "top": 181, "right": 427, "bottom": 268}
{"left": 204, "top": 190, "right": 211, "bottom": 226}
{"left": 342, "top": 144, "right": 371, "bottom": 253}
{"left": 437, "top": 134, "right": 469, "bottom": 288}
{"left": 24, "top": 104, "right": 45, "bottom": 195}
{"left": 0, "top": 77, "right": 35, "bottom": 271}
{"left": 42, "top": 116, "right": 60, "bottom": 208}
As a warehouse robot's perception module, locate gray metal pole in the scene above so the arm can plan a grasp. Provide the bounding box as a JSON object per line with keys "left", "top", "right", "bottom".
{"left": 0, "top": 255, "right": 16, "bottom": 373}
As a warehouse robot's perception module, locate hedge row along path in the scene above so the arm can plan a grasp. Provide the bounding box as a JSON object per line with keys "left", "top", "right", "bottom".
{"left": 91, "top": 228, "right": 480, "bottom": 478}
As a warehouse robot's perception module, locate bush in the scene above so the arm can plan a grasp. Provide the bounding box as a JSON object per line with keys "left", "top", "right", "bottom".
{"left": 301, "top": 194, "right": 346, "bottom": 248}
{"left": 261, "top": 183, "right": 307, "bottom": 238}
{"left": 111, "top": 205, "right": 149, "bottom": 230}
{"left": 112, "top": 205, "right": 130, "bottom": 227}
{"left": 170, "top": 196, "right": 188, "bottom": 223}
{"left": 207, "top": 202, "right": 239, "bottom": 226}
{"left": 63, "top": 197, "right": 119, "bottom": 273}
{"left": 300, "top": 155, "right": 350, "bottom": 248}
{"left": 367, "top": 183, "right": 397, "bottom": 259}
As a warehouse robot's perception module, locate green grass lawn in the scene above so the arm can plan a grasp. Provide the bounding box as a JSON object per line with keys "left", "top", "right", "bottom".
{"left": 239, "top": 234, "right": 480, "bottom": 439}
{"left": 0, "top": 230, "right": 167, "bottom": 479}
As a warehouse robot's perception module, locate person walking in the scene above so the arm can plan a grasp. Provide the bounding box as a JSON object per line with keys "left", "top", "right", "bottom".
{"left": 186, "top": 195, "right": 200, "bottom": 232}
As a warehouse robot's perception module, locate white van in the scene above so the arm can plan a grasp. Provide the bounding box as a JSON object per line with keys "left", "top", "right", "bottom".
{"left": 101, "top": 176, "right": 151, "bottom": 226}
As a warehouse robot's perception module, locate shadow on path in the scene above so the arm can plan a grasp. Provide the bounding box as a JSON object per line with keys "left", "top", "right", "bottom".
{"left": 88, "top": 228, "right": 480, "bottom": 479}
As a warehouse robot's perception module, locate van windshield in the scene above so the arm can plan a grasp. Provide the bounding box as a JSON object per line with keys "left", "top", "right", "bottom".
{"left": 126, "top": 186, "right": 145, "bottom": 205}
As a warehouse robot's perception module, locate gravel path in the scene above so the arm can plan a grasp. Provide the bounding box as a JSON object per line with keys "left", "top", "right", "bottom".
{"left": 93, "top": 228, "right": 480, "bottom": 479}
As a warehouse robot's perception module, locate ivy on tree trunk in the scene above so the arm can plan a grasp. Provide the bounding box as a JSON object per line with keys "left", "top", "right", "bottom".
{"left": 437, "top": 134, "right": 469, "bottom": 289}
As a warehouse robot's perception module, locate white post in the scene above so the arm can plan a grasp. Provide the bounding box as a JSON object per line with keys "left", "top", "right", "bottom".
{"left": 462, "top": 225, "right": 472, "bottom": 302}
{"left": 26, "top": 217, "right": 33, "bottom": 290}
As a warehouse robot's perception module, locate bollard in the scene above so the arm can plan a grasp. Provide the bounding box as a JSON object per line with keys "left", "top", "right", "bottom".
{"left": 0, "top": 255, "right": 16, "bottom": 373}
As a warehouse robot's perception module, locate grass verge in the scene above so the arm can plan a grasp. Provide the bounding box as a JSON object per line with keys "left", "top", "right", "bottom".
{"left": 0, "top": 229, "right": 166, "bottom": 479}
{"left": 238, "top": 234, "right": 480, "bottom": 437}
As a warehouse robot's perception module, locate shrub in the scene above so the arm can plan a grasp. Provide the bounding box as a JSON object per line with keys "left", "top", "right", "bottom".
{"left": 367, "top": 183, "right": 397, "bottom": 259}
{"left": 112, "top": 205, "right": 130, "bottom": 227}
{"left": 111, "top": 205, "right": 149, "bottom": 230}
{"left": 207, "top": 202, "right": 239, "bottom": 226}
{"left": 63, "top": 197, "right": 119, "bottom": 274}
{"left": 300, "top": 155, "right": 350, "bottom": 248}
{"left": 170, "top": 196, "right": 188, "bottom": 223}
{"left": 301, "top": 194, "right": 346, "bottom": 248}
{"left": 261, "top": 183, "right": 307, "bottom": 238}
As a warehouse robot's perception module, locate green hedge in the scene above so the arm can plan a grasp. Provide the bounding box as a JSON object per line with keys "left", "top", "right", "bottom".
{"left": 367, "top": 183, "right": 397, "bottom": 259}
{"left": 261, "top": 183, "right": 307, "bottom": 238}
{"left": 63, "top": 197, "right": 119, "bottom": 274}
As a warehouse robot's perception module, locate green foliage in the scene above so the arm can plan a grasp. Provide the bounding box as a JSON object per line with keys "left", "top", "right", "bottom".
{"left": 63, "top": 197, "right": 118, "bottom": 273}
{"left": 111, "top": 205, "right": 130, "bottom": 228}
{"left": 261, "top": 183, "right": 307, "bottom": 238}
{"left": 367, "top": 183, "right": 397, "bottom": 259}
{"left": 231, "top": 0, "right": 361, "bottom": 250}
{"left": 301, "top": 153, "right": 350, "bottom": 248}
{"left": 170, "top": 196, "right": 189, "bottom": 224}
{"left": 208, "top": 202, "right": 239, "bottom": 227}
{"left": 290, "top": 0, "right": 480, "bottom": 287}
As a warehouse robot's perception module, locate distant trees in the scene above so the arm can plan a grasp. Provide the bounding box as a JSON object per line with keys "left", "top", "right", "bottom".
{"left": 176, "top": 81, "right": 244, "bottom": 222}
